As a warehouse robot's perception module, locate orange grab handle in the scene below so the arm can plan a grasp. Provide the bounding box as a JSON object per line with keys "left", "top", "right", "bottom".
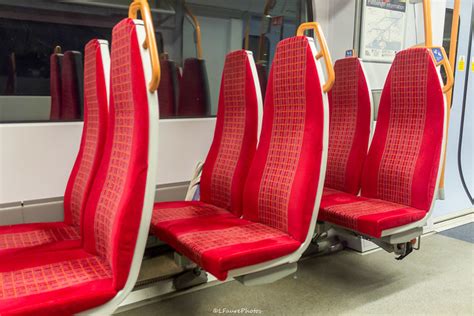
{"left": 296, "top": 22, "right": 335, "bottom": 93}
{"left": 184, "top": 5, "right": 203, "bottom": 60}
{"left": 129, "top": 0, "right": 160, "bottom": 92}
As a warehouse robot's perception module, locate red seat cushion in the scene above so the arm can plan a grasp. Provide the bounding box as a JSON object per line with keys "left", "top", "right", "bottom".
{"left": 0, "top": 222, "right": 81, "bottom": 256}
{"left": 361, "top": 48, "right": 445, "bottom": 211}
{"left": 243, "top": 36, "right": 326, "bottom": 243}
{"left": 319, "top": 191, "right": 426, "bottom": 238}
{"left": 177, "top": 58, "right": 210, "bottom": 116}
{"left": 319, "top": 48, "right": 446, "bottom": 238}
{"left": 0, "top": 249, "right": 115, "bottom": 316}
{"left": 150, "top": 201, "right": 235, "bottom": 233}
{"left": 158, "top": 57, "right": 179, "bottom": 117}
{"left": 61, "top": 51, "right": 83, "bottom": 120}
{"left": 155, "top": 215, "right": 300, "bottom": 281}
{"left": 63, "top": 39, "right": 109, "bottom": 228}
{"left": 50, "top": 53, "right": 63, "bottom": 120}
{"left": 200, "top": 50, "right": 259, "bottom": 215}
{"left": 325, "top": 57, "right": 371, "bottom": 195}
{"left": 0, "top": 40, "right": 108, "bottom": 258}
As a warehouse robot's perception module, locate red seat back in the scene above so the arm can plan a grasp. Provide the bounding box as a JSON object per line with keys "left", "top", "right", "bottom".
{"left": 361, "top": 48, "right": 446, "bottom": 211}
{"left": 200, "top": 50, "right": 261, "bottom": 215}
{"left": 83, "top": 18, "right": 156, "bottom": 290}
{"left": 158, "top": 57, "right": 179, "bottom": 117}
{"left": 243, "top": 37, "right": 328, "bottom": 243}
{"left": 63, "top": 39, "right": 109, "bottom": 228}
{"left": 325, "top": 57, "right": 371, "bottom": 194}
{"left": 177, "top": 58, "right": 210, "bottom": 116}
{"left": 61, "top": 51, "right": 83, "bottom": 120}
{"left": 50, "top": 53, "right": 63, "bottom": 120}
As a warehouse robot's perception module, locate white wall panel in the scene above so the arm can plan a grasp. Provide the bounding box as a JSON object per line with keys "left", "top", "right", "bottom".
{"left": 0, "top": 118, "right": 215, "bottom": 204}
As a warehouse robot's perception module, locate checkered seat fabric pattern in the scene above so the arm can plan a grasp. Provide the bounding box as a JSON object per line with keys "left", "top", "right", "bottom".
{"left": 0, "top": 18, "right": 156, "bottom": 314}
{"left": 319, "top": 48, "right": 446, "bottom": 238}
{"left": 324, "top": 57, "right": 371, "bottom": 195}
{"left": 151, "top": 50, "right": 260, "bottom": 231}
{"left": 151, "top": 36, "right": 327, "bottom": 281}
{"left": 0, "top": 39, "right": 109, "bottom": 257}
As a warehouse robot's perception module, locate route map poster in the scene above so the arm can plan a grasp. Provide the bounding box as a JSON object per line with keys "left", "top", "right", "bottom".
{"left": 361, "top": 0, "right": 407, "bottom": 62}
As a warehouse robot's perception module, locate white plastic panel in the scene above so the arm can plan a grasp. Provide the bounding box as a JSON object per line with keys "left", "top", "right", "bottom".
{"left": 0, "top": 118, "right": 215, "bottom": 205}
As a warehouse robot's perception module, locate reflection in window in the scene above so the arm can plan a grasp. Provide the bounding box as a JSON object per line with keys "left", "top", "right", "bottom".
{"left": 0, "top": 0, "right": 307, "bottom": 123}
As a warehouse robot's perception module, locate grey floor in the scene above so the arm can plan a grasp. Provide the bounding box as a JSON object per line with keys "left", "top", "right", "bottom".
{"left": 119, "top": 233, "right": 474, "bottom": 316}
{"left": 440, "top": 222, "right": 474, "bottom": 244}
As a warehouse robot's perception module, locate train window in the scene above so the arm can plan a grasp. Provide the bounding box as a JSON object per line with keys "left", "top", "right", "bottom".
{"left": 0, "top": 0, "right": 310, "bottom": 123}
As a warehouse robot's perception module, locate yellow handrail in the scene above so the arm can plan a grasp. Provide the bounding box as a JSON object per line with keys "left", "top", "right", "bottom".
{"left": 439, "top": 0, "right": 461, "bottom": 196}
{"left": 129, "top": 0, "right": 161, "bottom": 92}
{"left": 422, "top": 0, "right": 433, "bottom": 46}
{"left": 296, "top": 22, "right": 335, "bottom": 93}
{"left": 184, "top": 4, "right": 203, "bottom": 60}
{"left": 447, "top": 0, "right": 460, "bottom": 107}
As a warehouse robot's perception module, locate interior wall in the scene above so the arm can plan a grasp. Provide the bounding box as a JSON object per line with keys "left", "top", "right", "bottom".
{"left": 0, "top": 119, "right": 215, "bottom": 205}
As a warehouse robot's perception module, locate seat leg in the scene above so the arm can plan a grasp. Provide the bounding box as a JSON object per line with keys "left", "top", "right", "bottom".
{"left": 173, "top": 268, "right": 208, "bottom": 290}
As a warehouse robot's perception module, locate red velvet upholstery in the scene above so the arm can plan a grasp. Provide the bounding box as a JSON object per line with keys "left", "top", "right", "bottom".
{"left": 319, "top": 48, "right": 445, "bottom": 238}
{"left": 156, "top": 215, "right": 300, "bottom": 281}
{"left": 0, "top": 249, "right": 115, "bottom": 315}
{"left": 61, "top": 51, "right": 83, "bottom": 120}
{"left": 200, "top": 50, "right": 259, "bottom": 215}
{"left": 243, "top": 36, "right": 325, "bottom": 243}
{"left": 0, "top": 39, "right": 108, "bottom": 257}
{"left": 64, "top": 40, "right": 109, "bottom": 228}
{"left": 151, "top": 37, "right": 326, "bottom": 280}
{"left": 150, "top": 201, "right": 235, "bottom": 233}
{"left": 177, "top": 58, "right": 210, "bottom": 116}
{"left": 158, "top": 56, "right": 179, "bottom": 117}
{"left": 361, "top": 48, "right": 445, "bottom": 210}
{"left": 50, "top": 53, "right": 63, "bottom": 120}
{"left": 83, "top": 18, "right": 150, "bottom": 290}
{"left": 325, "top": 57, "right": 371, "bottom": 195}
{"left": 319, "top": 190, "right": 426, "bottom": 238}
{"left": 0, "top": 18, "right": 153, "bottom": 314}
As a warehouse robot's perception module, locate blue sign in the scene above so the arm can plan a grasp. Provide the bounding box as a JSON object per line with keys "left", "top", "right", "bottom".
{"left": 345, "top": 50, "right": 354, "bottom": 57}
{"left": 431, "top": 47, "right": 444, "bottom": 63}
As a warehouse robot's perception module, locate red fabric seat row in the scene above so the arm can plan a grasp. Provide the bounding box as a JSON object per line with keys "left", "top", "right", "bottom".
{"left": 151, "top": 33, "right": 329, "bottom": 281}
{"left": 319, "top": 48, "right": 447, "bottom": 238}
{"left": 50, "top": 51, "right": 85, "bottom": 120}
{"left": 49, "top": 52, "right": 63, "bottom": 120}
{"left": 324, "top": 56, "right": 372, "bottom": 196}
{"left": 0, "top": 39, "right": 110, "bottom": 258}
{"left": 0, "top": 17, "right": 159, "bottom": 314}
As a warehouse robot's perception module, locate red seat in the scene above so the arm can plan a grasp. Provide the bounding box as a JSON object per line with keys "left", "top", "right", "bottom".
{"left": 152, "top": 35, "right": 328, "bottom": 280}
{"left": 152, "top": 50, "right": 261, "bottom": 231}
{"left": 319, "top": 190, "right": 426, "bottom": 238}
{"left": 158, "top": 55, "right": 180, "bottom": 117}
{"left": 177, "top": 57, "right": 210, "bottom": 116}
{"left": 50, "top": 52, "right": 63, "bottom": 120}
{"left": 324, "top": 56, "right": 372, "bottom": 195}
{"left": 61, "top": 51, "right": 83, "bottom": 120}
{"left": 319, "top": 48, "right": 446, "bottom": 238}
{"left": 0, "top": 17, "right": 159, "bottom": 314}
{"left": 0, "top": 39, "right": 109, "bottom": 257}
